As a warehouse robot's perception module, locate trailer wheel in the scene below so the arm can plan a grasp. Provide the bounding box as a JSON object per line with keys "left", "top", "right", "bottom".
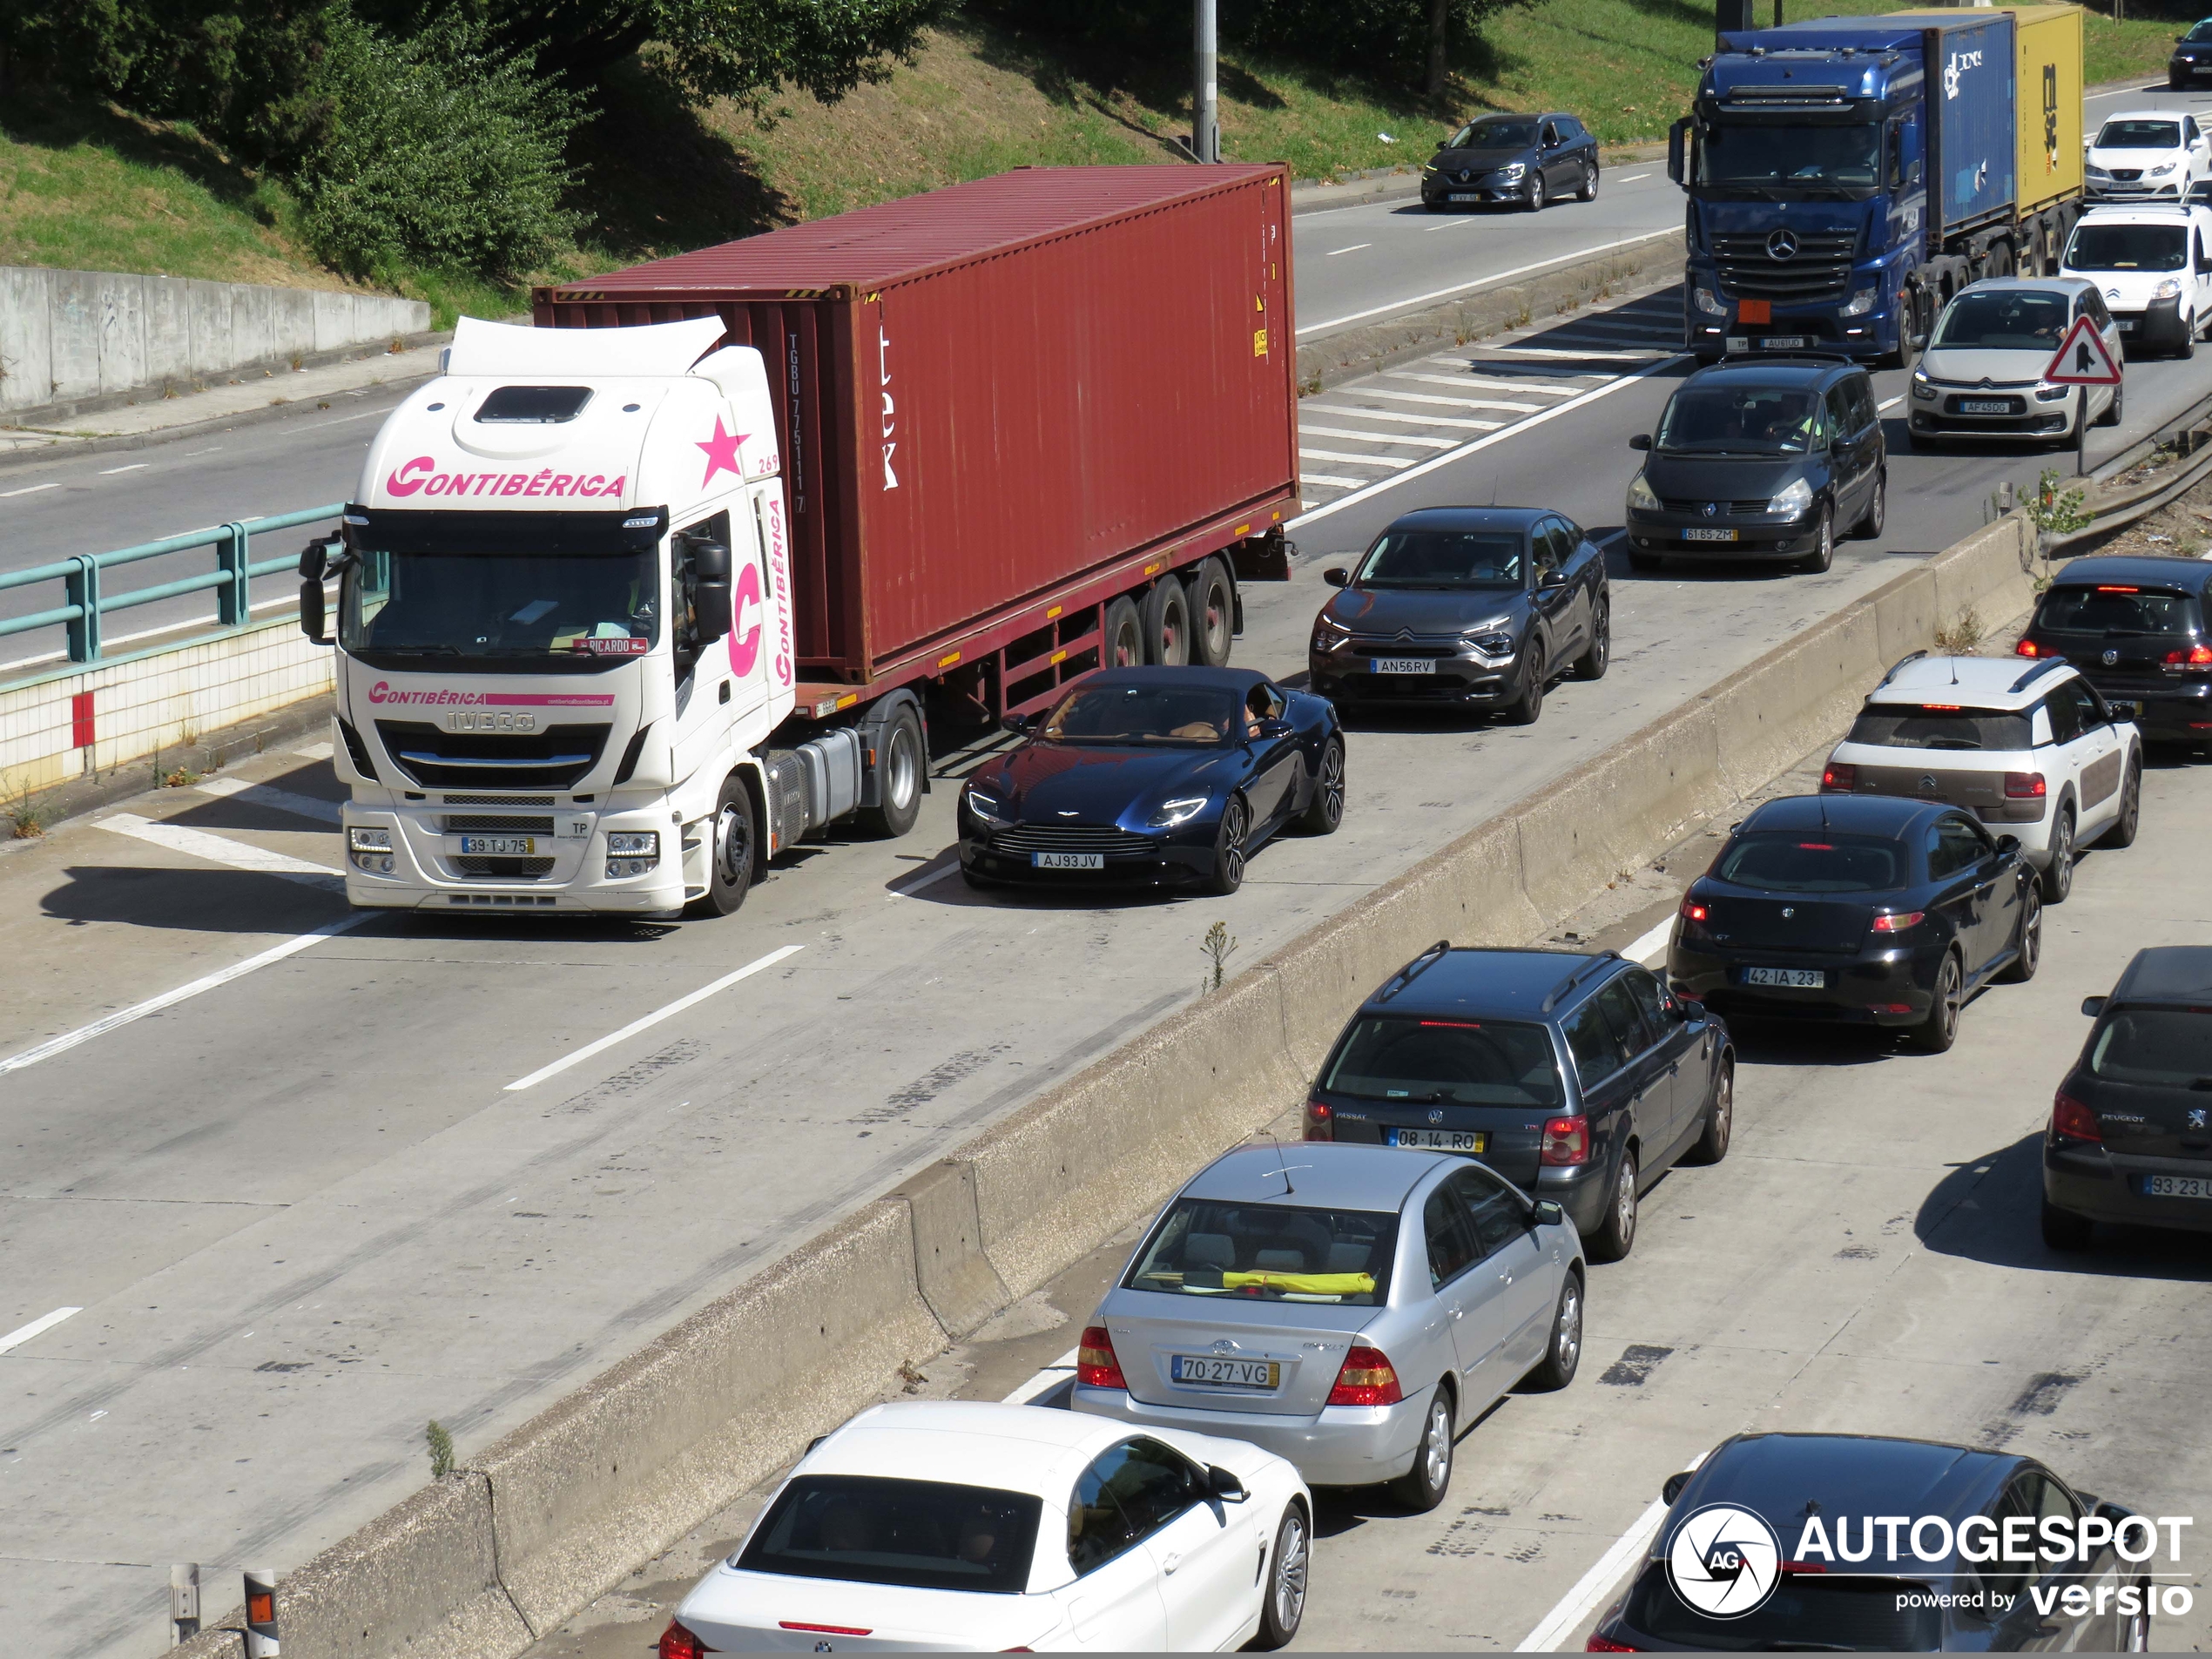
{"left": 855, "top": 701, "right": 926, "bottom": 839}
{"left": 688, "top": 772, "right": 757, "bottom": 919}
{"left": 1141, "top": 577, "right": 1191, "bottom": 666}
{"left": 1103, "top": 596, "right": 1143, "bottom": 670}
{"left": 1184, "top": 556, "right": 1236, "bottom": 667}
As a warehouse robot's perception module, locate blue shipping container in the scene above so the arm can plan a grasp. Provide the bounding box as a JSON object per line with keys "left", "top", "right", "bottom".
{"left": 1931, "top": 15, "right": 2015, "bottom": 232}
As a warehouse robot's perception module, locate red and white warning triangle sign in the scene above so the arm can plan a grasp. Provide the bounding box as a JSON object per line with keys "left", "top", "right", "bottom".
{"left": 2043, "top": 314, "right": 2123, "bottom": 385}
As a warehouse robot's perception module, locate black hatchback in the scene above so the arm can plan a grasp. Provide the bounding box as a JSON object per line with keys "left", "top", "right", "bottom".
{"left": 1667, "top": 794, "right": 2040, "bottom": 1052}
{"left": 2043, "top": 945, "right": 2212, "bottom": 1248}
{"left": 1624, "top": 357, "right": 1886, "bottom": 574}
{"left": 1422, "top": 111, "right": 1599, "bottom": 212}
{"left": 2014, "top": 554, "right": 2212, "bottom": 744}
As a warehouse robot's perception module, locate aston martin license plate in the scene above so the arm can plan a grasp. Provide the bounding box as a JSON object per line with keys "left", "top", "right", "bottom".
{"left": 1170, "top": 1355, "right": 1280, "bottom": 1388}
{"left": 1032, "top": 851, "right": 1104, "bottom": 870}
{"left": 1371, "top": 657, "right": 1437, "bottom": 674}
{"left": 1388, "top": 1127, "right": 1486, "bottom": 1152}
{"left": 1743, "top": 966, "right": 1824, "bottom": 988}
{"left": 1959, "top": 398, "right": 2011, "bottom": 415}
{"left": 1683, "top": 528, "right": 1737, "bottom": 543}
{"left": 459, "top": 835, "right": 536, "bottom": 855}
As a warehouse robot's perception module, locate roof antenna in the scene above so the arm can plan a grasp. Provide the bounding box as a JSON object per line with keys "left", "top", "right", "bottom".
{"left": 1271, "top": 1136, "right": 1297, "bottom": 1196}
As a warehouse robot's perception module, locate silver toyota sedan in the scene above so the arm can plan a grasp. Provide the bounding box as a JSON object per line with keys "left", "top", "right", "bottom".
{"left": 1069, "top": 1144, "right": 1586, "bottom": 1509}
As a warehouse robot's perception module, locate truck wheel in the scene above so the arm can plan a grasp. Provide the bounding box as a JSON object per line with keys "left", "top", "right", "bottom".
{"left": 855, "top": 702, "right": 925, "bottom": 839}
{"left": 1184, "top": 556, "right": 1235, "bottom": 666}
{"left": 1141, "top": 577, "right": 1190, "bottom": 666}
{"left": 688, "top": 773, "right": 757, "bottom": 919}
{"left": 1103, "top": 596, "right": 1143, "bottom": 669}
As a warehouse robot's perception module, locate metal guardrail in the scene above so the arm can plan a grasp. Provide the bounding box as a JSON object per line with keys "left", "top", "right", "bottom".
{"left": 0, "top": 503, "right": 343, "bottom": 664}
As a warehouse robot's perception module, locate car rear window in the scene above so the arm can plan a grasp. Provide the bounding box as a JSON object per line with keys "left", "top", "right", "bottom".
{"left": 737, "top": 1475, "right": 1042, "bottom": 1595}
{"left": 2088, "top": 1007, "right": 2212, "bottom": 1084}
{"left": 1318, "top": 1015, "right": 1562, "bottom": 1107}
{"left": 1622, "top": 1565, "right": 1943, "bottom": 1651}
{"left": 1846, "top": 706, "right": 2033, "bottom": 751}
{"left": 1716, "top": 833, "right": 1903, "bottom": 892}
{"left": 2034, "top": 585, "right": 2200, "bottom": 636}
{"left": 1126, "top": 1198, "right": 1396, "bottom": 1305}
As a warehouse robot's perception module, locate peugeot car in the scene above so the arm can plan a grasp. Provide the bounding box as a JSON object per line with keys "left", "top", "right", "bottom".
{"left": 1421, "top": 111, "right": 1600, "bottom": 212}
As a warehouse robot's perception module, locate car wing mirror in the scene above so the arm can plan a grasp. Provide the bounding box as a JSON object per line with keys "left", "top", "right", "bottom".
{"left": 1662, "top": 1472, "right": 1692, "bottom": 1504}
{"left": 1629, "top": 433, "right": 1652, "bottom": 451}
{"left": 1540, "top": 567, "right": 1569, "bottom": 589}
{"left": 1208, "top": 1464, "right": 1249, "bottom": 1502}
{"left": 1001, "top": 711, "right": 1036, "bottom": 736}
{"left": 2080, "top": 994, "right": 2107, "bottom": 1017}
{"left": 1322, "top": 566, "right": 1351, "bottom": 588}
{"left": 1530, "top": 1198, "right": 1565, "bottom": 1228}
{"left": 1994, "top": 833, "right": 2022, "bottom": 856}
{"left": 1254, "top": 717, "right": 1294, "bottom": 740}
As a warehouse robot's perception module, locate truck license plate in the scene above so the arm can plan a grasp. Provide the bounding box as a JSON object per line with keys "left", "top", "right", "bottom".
{"left": 460, "top": 835, "right": 536, "bottom": 855}
{"left": 1743, "top": 966, "right": 1824, "bottom": 988}
{"left": 1170, "top": 1355, "right": 1280, "bottom": 1388}
{"left": 1032, "top": 851, "right": 1104, "bottom": 870}
{"left": 1389, "top": 1127, "right": 1487, "bottom": 1152}
{"left": 1959, "top": 398, "right": 2012, "bottom": 415}
{"left": 2142, "top": 1173, "right": 2212, "bottom": 1199}
{"left": 1371, "top": 657, "right": 1437, "bottom": 674}
{"left": 1683, "top": 528, "right": 1738, "bottom": 543}
{"left": 1757, "top": 336, "right": 1809, "bottom": 349}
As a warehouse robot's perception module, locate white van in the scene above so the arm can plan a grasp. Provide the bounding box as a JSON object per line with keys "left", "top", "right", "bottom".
{"left": 2061, "top": 204, "right": 2212, "bottom": 358}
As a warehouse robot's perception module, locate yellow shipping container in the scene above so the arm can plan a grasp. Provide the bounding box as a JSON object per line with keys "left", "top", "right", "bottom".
{"left": 1888, "top": 5, "right": 2083, "bottom": 215}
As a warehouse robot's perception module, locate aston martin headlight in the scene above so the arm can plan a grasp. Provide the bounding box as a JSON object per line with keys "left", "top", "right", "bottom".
{"left": 1626, "top": 470, "right": 1662, "bottom": 512}
{"left": 1148, "top": 796, "right": 1211, "bottom": 828}
{"left": 962, "top": 786, "right": 1009, "bottom": 826}
{"left": 1496, "top": 162, "right": 1527, "bottom": 184}
{"left": 1767, "top": 476, "right": 1815, "bottom": 518}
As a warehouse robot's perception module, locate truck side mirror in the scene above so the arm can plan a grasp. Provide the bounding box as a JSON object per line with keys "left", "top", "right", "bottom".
{"left": 299, "top": 579, "right": 328, "bottom": 644}
{"left": 299, "top": 539, "right": 328, "bottom": 582}
{"left": 685, "top": 538, "right": 733, "bottom": 644}
{"left": 1668, "top": 117, "right": 1690, "bottom": 185}
{"left": 689, "top": 538, "right": 732, "bottom": 582}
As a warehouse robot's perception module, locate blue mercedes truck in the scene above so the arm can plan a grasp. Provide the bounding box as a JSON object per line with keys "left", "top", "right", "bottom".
{"left": 1669, "top": 6, "right": 2085, "bottom": 366}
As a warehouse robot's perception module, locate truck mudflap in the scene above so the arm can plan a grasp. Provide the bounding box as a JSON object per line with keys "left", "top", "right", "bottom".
{"left": 1231, "top": 526, "right": 1294, "bottom": 582}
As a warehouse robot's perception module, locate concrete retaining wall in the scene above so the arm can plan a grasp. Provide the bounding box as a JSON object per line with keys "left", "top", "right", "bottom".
{"left": 0, "top": 266, "right": 428, "bottom": 417}
{"left": 183, "top": 509, "right": 2036, "bottom": 1656}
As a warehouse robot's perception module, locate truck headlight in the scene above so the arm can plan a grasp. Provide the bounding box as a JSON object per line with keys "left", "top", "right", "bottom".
{"left": 1496, "top": 162, "right": 1527, "bottom": 184}
{"left": 1627, "top": 470, "right": 1662, "bottom": 512}
{"left": 606, "top": 832, "right": 659, "bottom": 858}
{"left": 1768, "top": 477, "right": 1815, "bottom": 517}
{"left": 1839, "top": 286, "right": 1878, "bottom": 317}
{"left": 2155, "top": 277, "right": 2184, "bottom": 300}
{"left": 1147, "top": 796, "right": 1211, "bottom": 828}
{"left": 347, "top": 826, "right": 392, "bottom": 852}
{"left": 1693, "top": 287, "right": 1728, "bottom": 315}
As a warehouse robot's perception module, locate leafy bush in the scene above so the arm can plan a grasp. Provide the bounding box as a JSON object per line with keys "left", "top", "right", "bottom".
{"left": 293, "top": 10, "right": 583, "bottom": 280}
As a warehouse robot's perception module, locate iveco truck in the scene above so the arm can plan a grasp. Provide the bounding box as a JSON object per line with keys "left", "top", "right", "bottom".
{"left": 1669, "top": 6, "right": 2086, "bottom": 364}
{"left": 303, "top": 166, "right": 1299, "bottom": 919}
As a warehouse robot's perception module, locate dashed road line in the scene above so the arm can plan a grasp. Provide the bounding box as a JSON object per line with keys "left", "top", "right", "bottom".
{"left": 0, "top": 481, "right": 60, "bottom": 498}
{"left": 504, "top": 945, "right": 804, "bottom": 1092}
{"left": 97, "top": 463, "right": 150, "bottom": 475}
{"left": 0, "top": 1307, "right": 83, "bottom": 1355}
{"left": 1326, "top": 243, "right": 1373, "bottom": 256}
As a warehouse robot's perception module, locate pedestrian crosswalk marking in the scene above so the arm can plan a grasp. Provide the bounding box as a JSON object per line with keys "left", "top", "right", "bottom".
{"left": 1298, "top": 448, "right": 1415, "bottom": 469}
{"left": 1299, "top": 424, "right": 1460, "bottom": 449}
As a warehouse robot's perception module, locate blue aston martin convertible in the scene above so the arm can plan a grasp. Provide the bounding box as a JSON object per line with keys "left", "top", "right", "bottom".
{"left": 956, "top": 667, "right": 1345, "bottom": 894}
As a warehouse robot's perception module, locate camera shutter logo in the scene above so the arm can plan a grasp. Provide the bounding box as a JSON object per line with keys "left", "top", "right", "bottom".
{"left": 1666, "top": 1503, "right": 1783, "bottom": 1618}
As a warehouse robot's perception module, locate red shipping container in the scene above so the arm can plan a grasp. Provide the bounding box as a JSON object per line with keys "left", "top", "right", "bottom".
{"left": 535, "top": 165, "right": 1298, "bottom": 690}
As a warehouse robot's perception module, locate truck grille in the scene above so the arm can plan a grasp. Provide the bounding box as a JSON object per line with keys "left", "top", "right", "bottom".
{"left": 442, "top": 793, "right": 556, "bottom": 806}
{"left": 1712, "top": 231, "right": 1858, "bottom": 303}
{"left": 450, "top": 856, "right": 557, "bottom": 879}
{"left": 988, "top": 826, "right": 1163, "bottom": 859}
{"left": 442, "top": 814, "right": 557, "bottom": 833}
{"left": 376, "top": 722, "right": 610, "bottom": 789}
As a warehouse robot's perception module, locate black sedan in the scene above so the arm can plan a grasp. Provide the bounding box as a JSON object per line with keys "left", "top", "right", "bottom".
{"left": 1307, "top": 506, "right": 1608, "bottom": 724}
{"left": 1667, "top": 793, "right": 2040, "bottom": 1053}
{"left": 956, "top": 667, "right": 1344, "bottom": 895}
{"left": 1422, "top": 111, "right": 1599, "bottom": 212}
{"left": 1590, "top": 1432, "right": 2154, "bottom": 1651}
{"left": 2043, "top": 944, "right": 2212, "bottom": 1248}
{"left": 1625, "top": 357, "right": 1886, "bottom": 574}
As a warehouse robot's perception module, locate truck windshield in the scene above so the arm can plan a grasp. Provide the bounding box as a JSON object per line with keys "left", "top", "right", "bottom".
{"left": 2095, "top": 119, "right": 2181, "bottom": 148}
{"left": 343, "top": 547, "right": 660, "bottom": 671}
{"left": 2067, "top": 224, "right": 2187, "bottom": 272}
{"left": 1696, "top": 120, "right": 1878, "bottom": 192}
{"left": 1931, "top": 291, "right": 2069, "bottom": 350}
{"left": 1656, "top": 387, "right": 1820, "bottom": 455}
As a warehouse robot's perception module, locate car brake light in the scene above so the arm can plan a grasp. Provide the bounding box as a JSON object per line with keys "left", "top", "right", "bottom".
{"left": 2096, "top": 584, "right": 2141, "bottom": 593}
{"left": 1680, "top": 899, "right": 1710, "bottom": 923}
{"left": 2164, "top": 644, "right": 2212, "bottom": 669}
{"left": 1919, "top": 703, "right": 1960, "bottom": 711}
{"left": 1586, "top": 1637, "right": 1638, "bottom": 1653}
{"left": 659, "top": 1622, "right": 708, "bottom": 1659}
{"left": 1821, "top": 760, "right": 1857, "bottom": 791}
{"left": 1541, "top": 1114, "right": 1591, "bottom": 1166}
{"left": 1870, "top": 910, "right": 1924, "bottom": 932}
{"left": 1076, "top": 1325, "right": 1127, "bottom": 1389}
{"left": 2003, "top": 771, "right": 2047, "bottom": 799}
{"left": 2014, "top": 637, "right": 2042, "bottom": 658}
{"left": 2051, "top": 1091, "right": 2102, "bottom": 1144}
{"left": 1304, "top": 1098, "right": 1333, "bottom": 1141}
{"left": 1327, "top": 1345, "right": 1404, "bottom": 1406}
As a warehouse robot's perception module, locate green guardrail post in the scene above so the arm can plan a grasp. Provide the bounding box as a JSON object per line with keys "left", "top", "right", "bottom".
{"left": 66, "top": 556, "right": 102, "bottom": 663}
{"left": 216, "top": 522, "right": 252, "bottom": 627}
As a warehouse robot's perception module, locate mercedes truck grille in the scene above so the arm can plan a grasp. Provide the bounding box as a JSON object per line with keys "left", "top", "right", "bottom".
{"left": 1712, "top": 232, "right": 1858, "bottom": 302}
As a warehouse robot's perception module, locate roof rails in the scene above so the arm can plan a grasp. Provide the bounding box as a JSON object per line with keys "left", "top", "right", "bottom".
{"left": 1376, "top": 940, "right": 1453, "bottom": 1002}
{"left": 1542, "top": 951, "right": 1622, "bottom": 1014}
{"left": 1877, "top": 649, "right": 1928, "bottom": 687}
{"left": 2010, "top": 655, "right": 2071, "bottom": 694}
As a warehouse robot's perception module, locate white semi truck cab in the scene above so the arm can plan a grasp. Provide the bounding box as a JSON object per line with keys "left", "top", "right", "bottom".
{"left": 305, "top": 315, "right": 915, "bottom": 918}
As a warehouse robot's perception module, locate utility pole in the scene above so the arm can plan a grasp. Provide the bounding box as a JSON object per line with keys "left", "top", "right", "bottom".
{"left": 1193, "top": 0, "right": 1219, "bottom": 163}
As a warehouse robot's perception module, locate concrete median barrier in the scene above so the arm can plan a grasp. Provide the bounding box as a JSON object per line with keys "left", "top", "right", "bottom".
{"left": 206, "top": 511, "right": 2034, "bottom": 1657}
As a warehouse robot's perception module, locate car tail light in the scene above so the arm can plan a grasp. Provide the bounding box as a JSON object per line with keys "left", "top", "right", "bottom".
{"left": 2014, "top": 637, "right": 2043, "bottom": 658}
{"left": 1541, "top": 1114, "right": 1591, "bottom": 1166}
{"left": 1679, "top": 899, "right": 1710, "bottom": 924}
{"left": 2003, "top": 771, "right": 2047, "bottom": 799}
{"left": 2051, "top": 1091, "right": 2102, "bottom": 1144}
{"left": 1586, "top": 1636, "right": 1638, "bottom": 1652}
{"left": 1821, "top": 760, "right": 1856, "bottom": 791}
{"left": 2164, "top": 644, "right": 2212, "bottom": 672}
{"left": 1327, "top": 1345, "right": 1403, "bottom": 1406}
{"left": 659, "top": 1622, "right": 708, "bottom": 1659}
{"left": 1076, "top": 1325, "right": 1126, "bottom": 1390}
{"left": 1870, "top": 910, "right": 1924, "bottom": 933}
{"left": 1305, "top": 1099, "right": 1333, "bottom": 1141}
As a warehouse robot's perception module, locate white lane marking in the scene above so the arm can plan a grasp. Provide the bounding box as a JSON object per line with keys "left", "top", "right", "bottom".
{"left": 1380, "top": 375, "right": 1548, "bottom": 409}
{"left": 504, "top": 945, "right": 803, "bottom": 1092}
{"left": 1001, "top": 1350, "right": 1081, "bottom": 1405}
{"left": 1297, "top": 228, "right": 1680, "bottom": 336}
{"left": 1617, "top": 172, "right": 1654, "bottom": 182}
{"left": 0, "top": 916, "right": 368, "bottom": 1075}
{"left": 1363, "top": 385, "right": 1563, "bottom": 410}
{"left": 1410, "top": 366, "right": 1588, "bottom": 393}
{"left": 1424, "top": 216, "right": 1480, "bottom": 232}
{"left": 101, "top": 813, "right": 343, "bottom": 887}
{"left": 98, "top": 463, "right": 150, "bottom": 475}
{"left": 889, "top": 860, "right": 965, "bottom": 899}
{"left": 1291, "top": 354, "right": 1689, "bottom": 529}
{"left": 0, "top": 1307, "right": 83, "bottom": 1355}
{"left": 0, "top": 481, "right": 60, "bottom": 498}
{"left": 293, "top": 741, "right": 335, "bottom": 761}
{"left": 1519, "top": 1449, "right": 1710, "bottom": 1650}
{"left": 1299, "top": 448, "right": 1414, "bottom": 469}
{"left": 194, "top": 776, "right": 345, "bottom": 824}
{"left": 1301, "top": 474, "right": 1372, "bottom": 489}
{"left": 1545, "top": 320, "right": 1681, "bottom": 341}
{"left": 1299, "top": 424, "right": 1460, "bottom": 449}
{"left": 1483, "top": 346, "right": 1669, "bottom": 361}
{"left": 1626, "top": 917, "right": 1673, "bottom": 965}
{"left": 1326, "top": 243, "right": 1373, "bottom": 256}
{"left": 1305, "top": 404, "right": 1501, "bottom": 429}
{"left": 1878, "top": 395, "right": 1904, "bottom": 411}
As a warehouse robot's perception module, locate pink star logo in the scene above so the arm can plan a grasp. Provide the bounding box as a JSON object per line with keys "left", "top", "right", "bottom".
{"left": 697, "top": 416, "right": 745, "bottom": 487}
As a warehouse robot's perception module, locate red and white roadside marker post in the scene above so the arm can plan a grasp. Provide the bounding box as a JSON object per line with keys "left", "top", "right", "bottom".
{"left": 2043, "top": 314, "right": 2125, "bottom": 476}
{"left": 244, "top": 1566, "right": 280, "bottom": 1656}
